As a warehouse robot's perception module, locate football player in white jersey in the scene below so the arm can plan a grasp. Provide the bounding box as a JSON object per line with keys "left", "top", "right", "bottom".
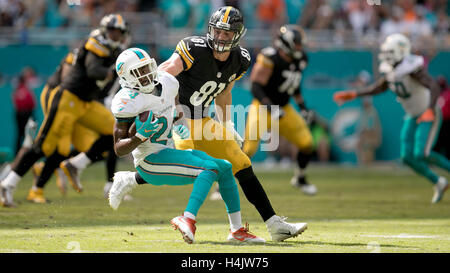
{"left": 109, "top": 48, "right": 265, "bottom": 244}
{"left": 334, "top": 34, "right": 449, "bottom": 203}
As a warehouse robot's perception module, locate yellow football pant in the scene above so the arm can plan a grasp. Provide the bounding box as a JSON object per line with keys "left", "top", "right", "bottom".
{"left": 243, "top": 99, "right": 313, "bottom": 158}
{"left": 174, "top": 117, "right": 251, "bottom": 175}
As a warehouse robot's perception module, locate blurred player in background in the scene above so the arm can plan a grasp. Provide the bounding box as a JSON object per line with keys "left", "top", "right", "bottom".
{"left": 242, "top": 24, "right": 317, "bottom": 196}
{"left": 0, "top": 14, "right": 128, "bottom": 207}
{"left": 109, "top": 47, "right": 265, "bottom": 244}
{"left": 158, "top": 6, "right": 307, "bottom": 241}
{"left": 334, "top": 33, "right": 450, "bottom": 203}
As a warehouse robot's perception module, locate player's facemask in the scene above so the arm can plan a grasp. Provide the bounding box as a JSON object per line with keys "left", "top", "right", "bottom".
{"left": 129, "top": 59, "right": 159, "bottom": 94}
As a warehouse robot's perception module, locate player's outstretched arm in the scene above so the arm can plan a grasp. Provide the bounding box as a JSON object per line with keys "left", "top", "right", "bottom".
{"left": 334, "top": 76, "right": 388, "bottom": 105}
{"left": 158, "top": 53, "right": 184, "bottom": 77}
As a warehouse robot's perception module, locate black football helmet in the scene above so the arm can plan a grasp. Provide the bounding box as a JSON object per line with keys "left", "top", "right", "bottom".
{"left": 207, "top": 6, "right": 246, "bottom": 52}
{"left": 99, "top": 14, "right": 129, "bottom": 49}
{"left": 274, "top": 24, "right": 306, "bottom": 60}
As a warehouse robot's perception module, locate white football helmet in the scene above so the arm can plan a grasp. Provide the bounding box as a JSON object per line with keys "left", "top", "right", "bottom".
{"left": 115, "top": 48, "right": 159, "bottom": 94}
{"left": 379, "top": 33, "right": 411, "bottom": 66}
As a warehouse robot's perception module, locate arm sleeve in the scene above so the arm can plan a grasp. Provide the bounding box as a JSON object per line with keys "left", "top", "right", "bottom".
{"left": 411, "top": 68, "right": 440, "bottom": 109}
{"left": 84, "top": 51, "right": 111, "bottom": 80}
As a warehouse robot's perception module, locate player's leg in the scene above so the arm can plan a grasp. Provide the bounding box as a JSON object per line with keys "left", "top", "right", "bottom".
{"left": 279, "top": 104, "right": 317, "bottom": 195}
{"left": 1, "top": 87, "right": 79, "bottom": 206}
{"left": 189, "top": 117, "right": 307, "bottom": 241}
{"left": 190, "top": 149, "right": 265, "bottom": 243}
{"left": 413, "top": 112, "right": 449, "bottom": 203}
{"left": 242, "top": 99, "right": 268, "bottom": 158}
{"left": 60, "top": 101, "right": 114, "bottom": 192}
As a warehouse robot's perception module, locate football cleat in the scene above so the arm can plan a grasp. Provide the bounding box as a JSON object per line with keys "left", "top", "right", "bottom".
{"left": 170, "top": 216, "right": 197, "bottom": 244}
{"left": 209, "top": 187, "right": 222, "bottom": 201}
{"left": 432, "top": 177, "right": 449, "bottom": 204}
{"left": 103, "top": 182, "right": 113, "bottom": 199}
{"left": 108, "top": 171, "right": 137, "bottom": 210}
{"left": 26, "top": 188, "right": 48, "bottom": 204}
{"left": 227, "top": 223, "right": 266, "bottom": 243}
{"left": 60, "top": 160, "right": 83, "bottom": 193}
{"left": 0, "top": 184, "right": 16, "bottom": 207}
{"left": 55, "top": 168, "right": 68, "bottom": 196}
{"left": 291, "top": 175, "right": 317, "bottom": 195}
{"left": 266, "top": 215, "right": 308, "bottom": 242}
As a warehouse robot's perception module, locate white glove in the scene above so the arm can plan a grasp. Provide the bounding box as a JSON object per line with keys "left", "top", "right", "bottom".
{"left": 224, "top": 120, "right": 243, "bottom": 148}
{"left": 173, "top": 124, "right": 190, "bottom": 140}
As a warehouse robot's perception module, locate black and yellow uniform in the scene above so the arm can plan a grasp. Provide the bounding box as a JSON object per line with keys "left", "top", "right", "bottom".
{"left": 173, "top": 36, "right": 252, "bottom": 174}
{"left": 243, "top": 46, "right": 313, "bottom": 157}
{"left": 34, "top": 30, "right": 118, "bottom": 157}
{"left": 39, "top": 51, "right": 101, "bottom": 154}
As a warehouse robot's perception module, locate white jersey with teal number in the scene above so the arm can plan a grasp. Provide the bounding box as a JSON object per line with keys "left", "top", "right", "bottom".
{"left": 111, "top": 70, "right": 179, "bottom": 166}
{"left": 380, "top": 54, "right": 430, "bottom": 117}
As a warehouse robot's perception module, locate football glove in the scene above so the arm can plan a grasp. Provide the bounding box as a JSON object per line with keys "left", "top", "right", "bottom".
{"left": 417, "top": 108, "right": 435, "bottom": 123}
{"left": 224, "top": 120, "right": 243, "bottom": 148}
{"left": 173, "top": 124, "right": 190, "bottom": 139}
{"left": 333, "top": 90, "right": 357, "bottom": 105}
{"left": 135, "top": 111, "right": 159, "bottom": 141}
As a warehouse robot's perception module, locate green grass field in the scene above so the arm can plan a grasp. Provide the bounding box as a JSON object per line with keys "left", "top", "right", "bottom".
{"left": 1, "top": 160, "right": 449, "bottom": 253}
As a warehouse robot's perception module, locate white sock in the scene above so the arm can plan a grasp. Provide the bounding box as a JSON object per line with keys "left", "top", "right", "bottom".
{"left": 183, "top": 211, "right": 196, "bottom": 221}
{"left": 69, "top": 153, "right": 91, "bottom": 169}
{"left": 265, "top": 215, "right": 279, "bottom": 227}
{"left": 1, "top": 171, "right": 21, "bottom": 188}
{"left": 228, "top": 211, "right": 242, "bottom": 232}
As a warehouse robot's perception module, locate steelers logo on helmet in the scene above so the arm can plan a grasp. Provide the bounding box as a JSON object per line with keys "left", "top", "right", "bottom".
{"left": 100, "top": 14, "right": 129, "bottom": 49}
{"left": 207, "top": 6, "right": 246, "bottom": 52}
{"left": 115, "top": 48, "right": 159, "bottom": 94}
{"left": 275, "top": 24, "right": 306, "bottom": 60}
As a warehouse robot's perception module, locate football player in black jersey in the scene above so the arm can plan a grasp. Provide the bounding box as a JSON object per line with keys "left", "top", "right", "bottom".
{"left": 159, "top": 6, "right": 308, "bottom": 242}
{"left": 0, "top": 14, "right": 128, "bottom": 207}
{"left": 242, "top": 24, "right": 318, "bottom": 196}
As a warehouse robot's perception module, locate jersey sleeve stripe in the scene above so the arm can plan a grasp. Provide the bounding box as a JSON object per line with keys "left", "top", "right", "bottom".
{"left": 256, "top": 54, "right": 274, "bottom": 68}
{"left": 180, "top": 40, "right": 194, "bottom": 63}
{"left": 235, "top": 71, "right": 246, "bottom": 81}
{"left": 65, "top": 52, "right": 74, "bottom": 64}
{"left": 176, "top": 42, "right": 193, "bottom": 70}
{"left": 85, "top": 37, "right": 110, "bottom": 57}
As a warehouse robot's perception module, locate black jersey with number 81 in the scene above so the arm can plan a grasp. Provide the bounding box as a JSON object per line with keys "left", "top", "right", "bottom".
{"left": 174, "top": 36, "right": 251, "bottom": 119}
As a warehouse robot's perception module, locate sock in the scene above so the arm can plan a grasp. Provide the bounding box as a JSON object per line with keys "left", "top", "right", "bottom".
{"left": 36, "top": 152, "right": 67, "bottom": 188}
{"left": 1, "top": 171, "right": 21, "bottom": 188}
{"left": 185, "top": 170, "right": 216, "bottom": 217}
{"left": 69, "top": 153, "right": 91, "bottom": 170}
{"left": 228, "top": 211, "right": 242, "bottom": 232}
{"left": 217, "top": 166, "right": 241, "bottom": 214}
{"left": 183, "top": 211, "right": 196, "bottom": 221}
{"left": 85, "top": 135, "right": 114, "bottom": 162}
{"left": 426, "top": 151, "right": 450, "bottom": 172}
{"left": 235, "top": 166, "right": 276, "bottom": 222}
{"left": 106, "top": 152, "right": 117, "bottom": 182}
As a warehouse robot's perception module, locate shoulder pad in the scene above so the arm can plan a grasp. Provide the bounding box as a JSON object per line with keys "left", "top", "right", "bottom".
{"left": 111, "top": 88, "right": 141, "bottom": 118}
{"left": 84, "top": 36, "right": 111, "bottom": 58}
{"left": 175, "top": 36, "right": 208, "bottom": 71}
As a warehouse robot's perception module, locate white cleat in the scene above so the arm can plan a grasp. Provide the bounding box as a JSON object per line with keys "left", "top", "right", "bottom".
{"left": 266, "top": 215, "right": 308, "bottom": 242}
{"left": 291, "top": 176, "right": 317, "bottom": 196}
{"left": 170, "top": 215, "right": 196, "bottom": 244}
{"left": 108, "top": 171, "right": 137, "bottom": 210}
{"left": 0, "top": 185, "right": 16, "bottom": 207}
{"left": 103, "top": 182, "right": 113, "bottom": 199}
{"left": 227, "top": 223, "right": 266, "bottom": 244}
{"left": 209, "top": 190, "right": 222, "bottom": 201}
{"left": 432, "top": 177, "right": 449, "bottom": 204}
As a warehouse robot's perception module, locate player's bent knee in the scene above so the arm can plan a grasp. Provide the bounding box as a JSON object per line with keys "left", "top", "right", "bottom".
{"left": 231, "top": 154, "right": 252, "bottom": 175}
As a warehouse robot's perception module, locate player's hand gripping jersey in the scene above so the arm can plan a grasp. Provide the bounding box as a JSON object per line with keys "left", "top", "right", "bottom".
{"left": 175, "top": 36, "right": 251, "bottom": 118}
{"left": 111, "top": 70, "right": 179, "bottom": 166}
{"left": 254, "top": 46, "right": 308, "bottom": 107}
{"left": 380, "top": 54, "right": 432, "bottom": 117}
